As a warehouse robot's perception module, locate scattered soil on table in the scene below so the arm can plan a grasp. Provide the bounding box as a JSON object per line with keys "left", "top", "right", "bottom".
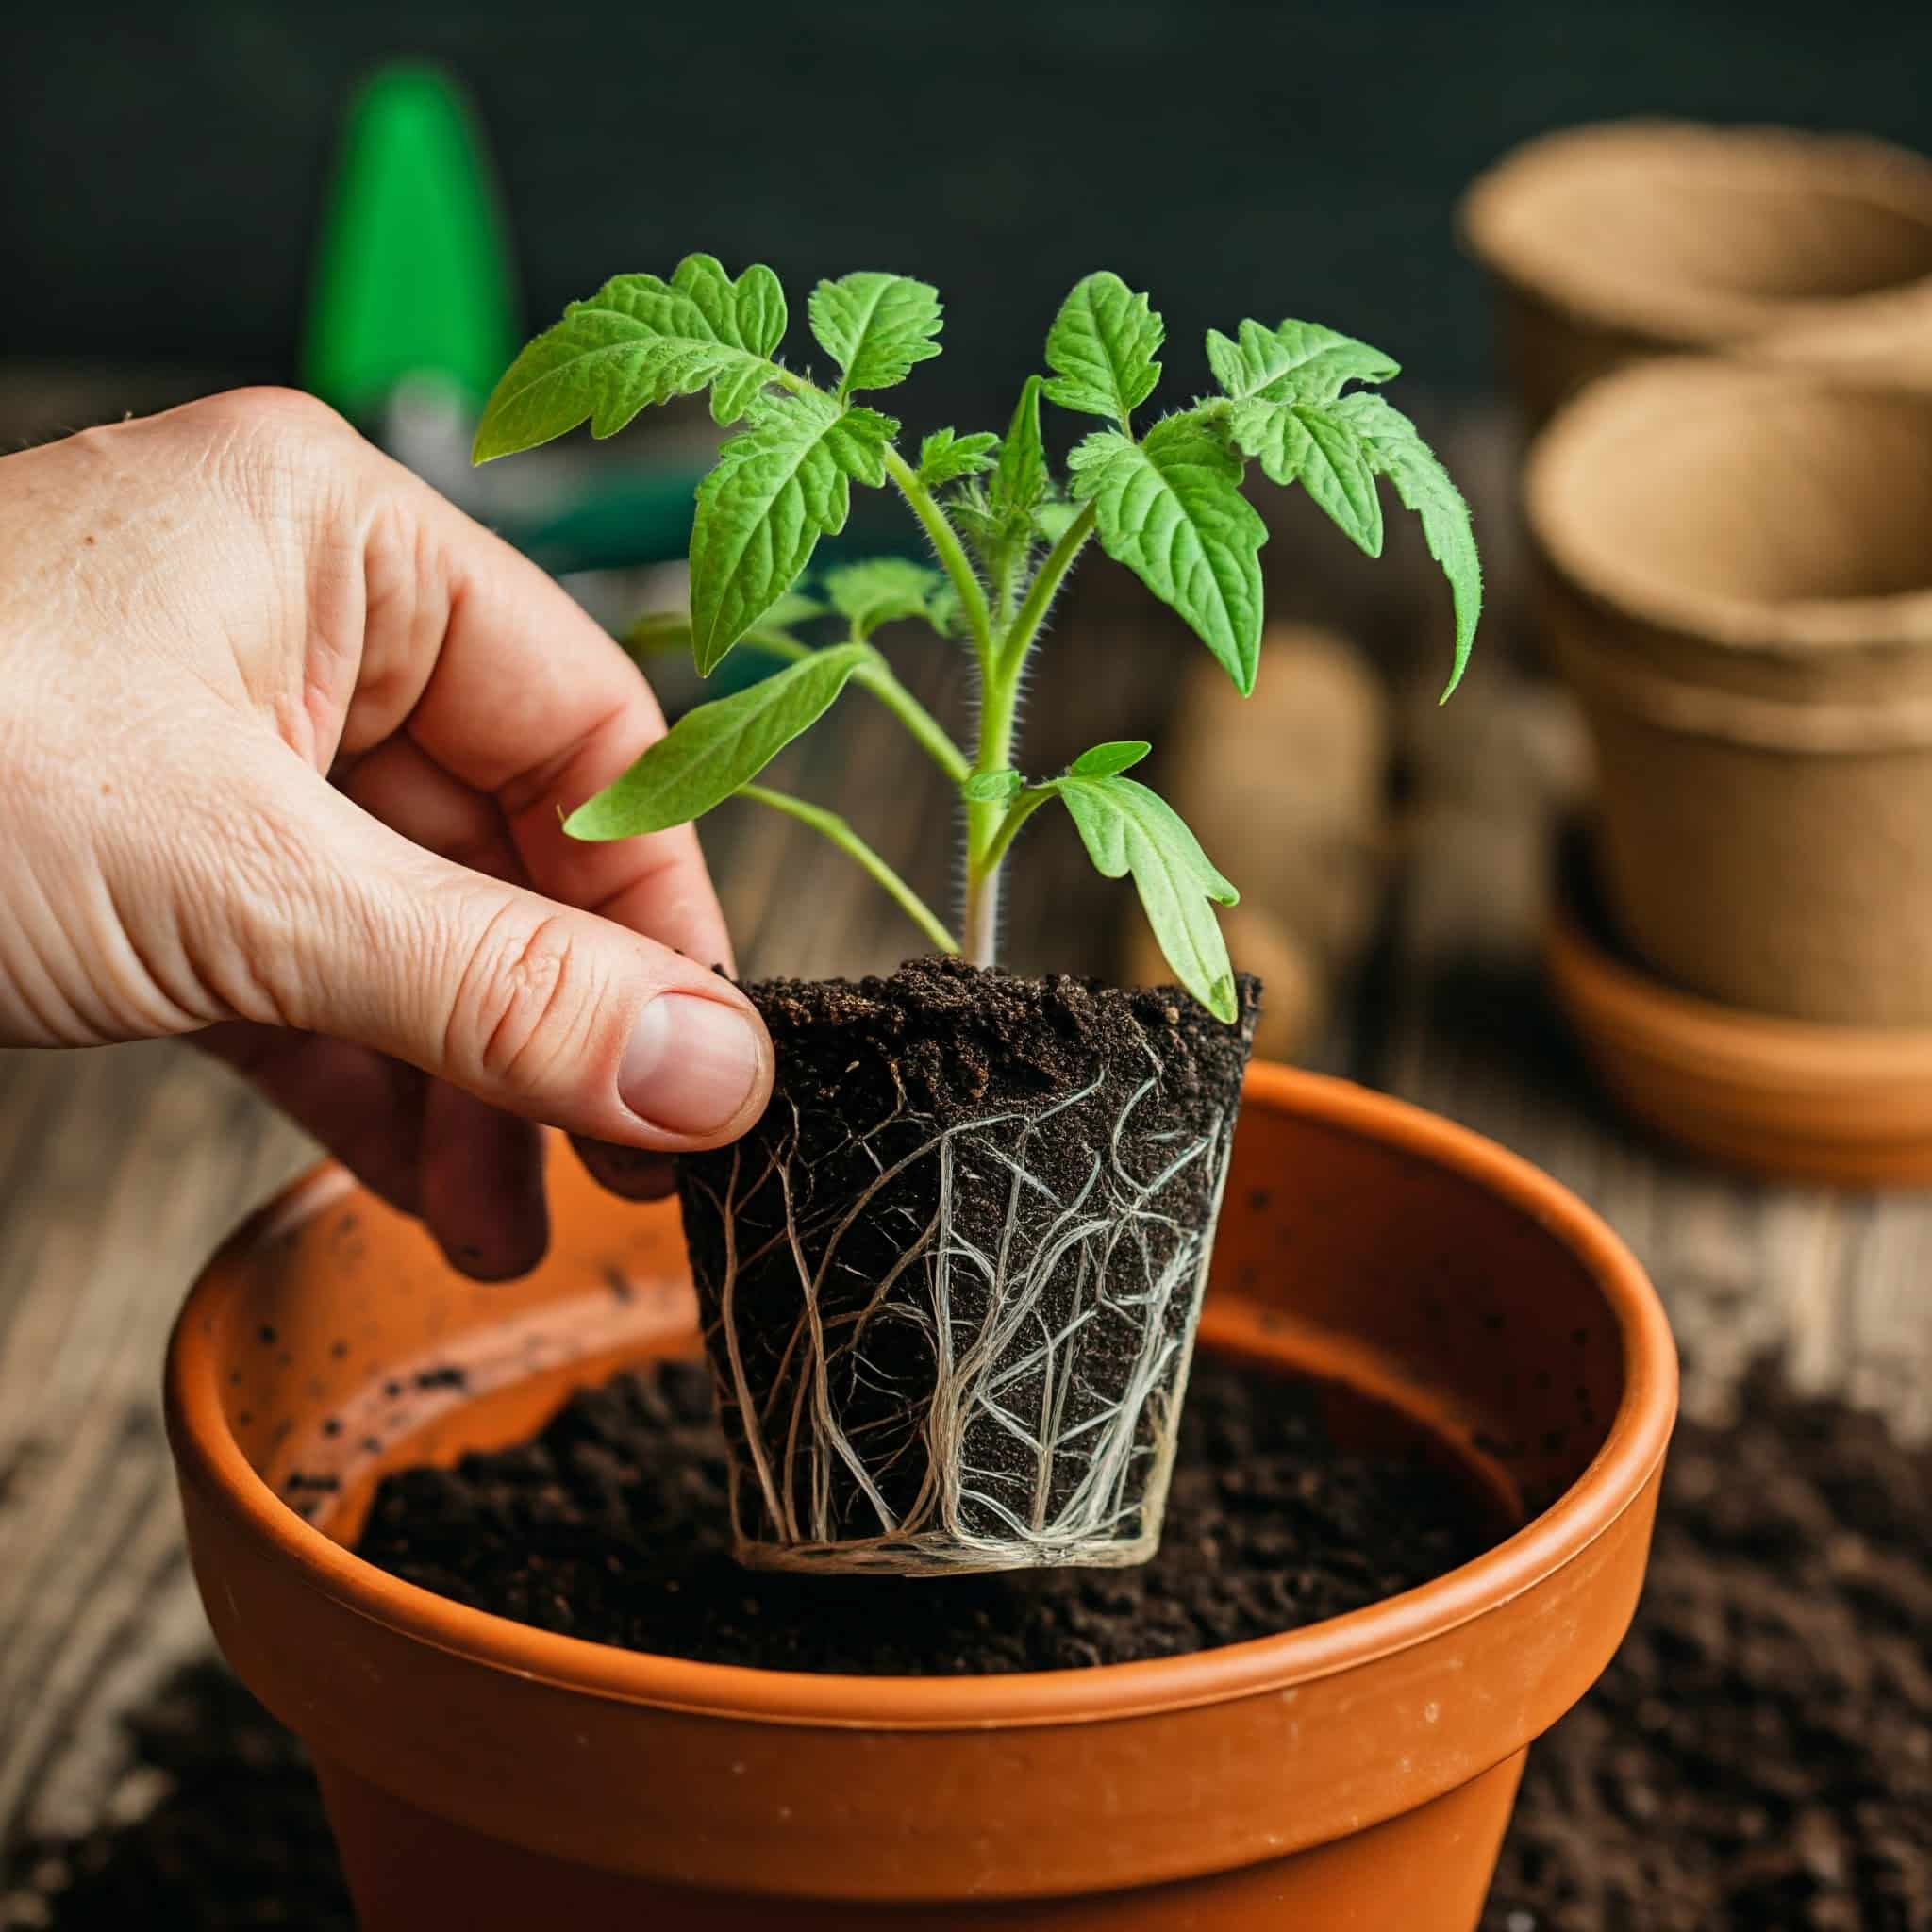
{"left": 354, "top": 1354, "right": 1484, "bottom": 1673}
{"left": 1482, "top": 1360, "right": 1932, "bottom": 1932}
{"left": 8, "top": 1365, "right": 1927, "bottom": 1929}
{"left": 0, "top": 1660, "right": 353, "bottom": 1931}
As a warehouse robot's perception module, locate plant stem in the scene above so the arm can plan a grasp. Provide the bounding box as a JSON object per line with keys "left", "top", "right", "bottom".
{"left": 728, "top": 631, "right": 968, "bottom": 788}
{"left": 957, "top": 502, "right": 1100, "bottom": 964}
{"left": 979, "top": 788, "right": 1053, "bottom": 877}
{"left": 738, "top": 784, "right": 958, "bottom": 956}
{"left": 999, "top": 500, "right": 1096, "bottom": 685}
{"left": 882, "top": 447, "right": 997, "bottom": 677}
{"left": 855, "top": 658, "right": 970, "bottom": 786}
{"left": 960, "top": 667, "right": 1019, "bottom": 965}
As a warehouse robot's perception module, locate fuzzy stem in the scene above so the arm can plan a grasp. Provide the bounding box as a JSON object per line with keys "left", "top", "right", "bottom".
{"left": 979, "top": 787, "right": 1054, "bottom": 878}
{"left": 880, "top": 446, "right": 1012, "bottom": 962}
{"left": 738, "top": 784, "right": 958, "bottom": 956}
{"left": 960, "top": 667, "right": 1022, "bottom": 965}
{"left": 882, "top": 447, "right": 996, "bottom": 678}
{"left": 999, "top": 499, "right": 1096, "bottom": 685}
{"left": 958, "top": 503, "right": 1098, "bottom": 965}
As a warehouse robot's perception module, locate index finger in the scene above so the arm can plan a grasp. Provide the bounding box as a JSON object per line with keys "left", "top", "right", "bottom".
{"left": 343, "top": 452, "right": 736, "bottom": 973}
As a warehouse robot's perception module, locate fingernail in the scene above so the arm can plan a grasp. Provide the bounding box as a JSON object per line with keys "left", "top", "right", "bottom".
{"left": 620, "top": 993, "right": 763, "bottom": 1136}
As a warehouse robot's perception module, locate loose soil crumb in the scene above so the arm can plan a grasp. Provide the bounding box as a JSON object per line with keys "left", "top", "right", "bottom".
{"left": 354, "top": 1356, "right": 1485, "bottom": 1673}
{"left": 0, "top": 1661, "right": 353, "bottom": 1931}
{"left": 1482, "top": 1361, "right": 1932, "bottom": 1932}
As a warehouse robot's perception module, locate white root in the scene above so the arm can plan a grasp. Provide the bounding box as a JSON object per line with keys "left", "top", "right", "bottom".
{"left": 687, "top": 1031, "right": 1241, "bottom": 1576}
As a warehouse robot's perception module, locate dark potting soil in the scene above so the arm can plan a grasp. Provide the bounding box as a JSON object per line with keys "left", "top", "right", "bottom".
{"left": 12, "top": 1368, "right": 1930, "bottom": 1930}
{"left": 0, "top": 1659, "right": 356, "bottom": 1931}
{"left": 1481, "top": 1360, "right": 1932, "bottom": 1932}
{"left": 675, "top": 957, "right": 1262, "bottom": 1559}
{"left": 354, "top": 1355, "right": 1486, "bottom": 1673}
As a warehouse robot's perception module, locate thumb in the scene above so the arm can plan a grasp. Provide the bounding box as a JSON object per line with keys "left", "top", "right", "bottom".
{"left": 253, "top": 795, "right": 773, "bottom": 1150}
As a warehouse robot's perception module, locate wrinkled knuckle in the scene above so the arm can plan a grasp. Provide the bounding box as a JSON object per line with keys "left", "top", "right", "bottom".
{"left": 197, "top": 385, "right": 350, "bottom": 444}
{"left": 451, "top": 907, "right": 596, "bottom": 1091}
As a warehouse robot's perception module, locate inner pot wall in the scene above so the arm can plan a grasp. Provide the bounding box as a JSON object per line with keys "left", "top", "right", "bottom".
{"left": 166, "top": 1068, "right": 1676, "bottom": 1929}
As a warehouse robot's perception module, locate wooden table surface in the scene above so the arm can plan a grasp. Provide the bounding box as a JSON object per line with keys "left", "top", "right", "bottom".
{"left": 3, "top": 400, "right": 1929, "bottom": 1878}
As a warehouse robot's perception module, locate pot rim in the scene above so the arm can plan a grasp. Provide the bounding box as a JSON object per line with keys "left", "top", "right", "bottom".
{"left": 1526, "top": 358, "right": 1932, "bottom": 655}
{"left": 1459, "top": 118, "right": 1932, "bottom": 346}
{"left": 167, "top": 1062, "right": 1675, "bottom": 1733}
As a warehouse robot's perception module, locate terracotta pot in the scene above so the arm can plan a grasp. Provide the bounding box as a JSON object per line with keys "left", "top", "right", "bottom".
{"left": 1526, "top": 357, "right": 1932, "bottom": 1025}
{"left": 1546, "top": 826, "right": 1932, "bottom": 1186}
{"left": 1460, "top": 120, "right": 1932, "bottom": 425}
{"left": 166, "top": 1064, "right": 1675, "bottom": 1931}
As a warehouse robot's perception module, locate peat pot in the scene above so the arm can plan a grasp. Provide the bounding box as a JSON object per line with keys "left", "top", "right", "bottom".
{"left": 1460, "top": 120, "right": 1932, "bottom": 425}
{"left": 167, "top": 1063, "right": 1676, "bottom": 1931}
{"left": 1545, "top": 826, "right": 1932, "bottom": 1187}
{"left": 1527, "top": 358, "right": 1932, "bottom": 1028}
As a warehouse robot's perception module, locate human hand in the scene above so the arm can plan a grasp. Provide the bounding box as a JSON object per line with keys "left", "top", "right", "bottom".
{"left": 0, "top": 388, "right": 773, "bottom": 1276}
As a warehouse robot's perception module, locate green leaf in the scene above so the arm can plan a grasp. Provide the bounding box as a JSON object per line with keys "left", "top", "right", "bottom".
{"left": 1334, "top": 392, "right": 1481, "bottom": 698}
{"left": 473, "top": 258, "right": 786, "bottom": 459}
{"left": 808, "top": 272, "right": 943, "bottom": 398}
{"left": 1047, "top": 774, "right": 1239, "bottom": 1022}
{"left": 1069, "top": 417, "right": 1267, "bottom": 694}
{"left": 1226, "top": 398, "right": 1383, "bottom": 556}
{"left": 824, "top": 557, "right": 948, "bottom": 638}
{"left": 564, "top": 643, "right": 870, "bottom": 840}
{"left": 1032, "top": 499, "right": 1080, "bottom": 545}
{"left": 623, "top": 587, "right": 824, "bottom": 665}
{"left": 1068, "top": 740, "right": 1150, "bottom": 777}
{"left": 916, "top": 427, "right": 998, "bottom": 488}
{"left": 1043, "top": 273, "right": 1163, "bottom": 426}
{"left": 962, "top": 768, "right": 1023, "bottom": 805}
{"left": 991, "top": 375, "right": 1048, "bottom": 512}
{"left": 670, "top": 254, "right": 787, "bottom": 358}
{"left": 926, "top": 582, "right": 964, "bottom": 640}
{"left": 689, "top": 391, "right": 897, "bottom": 674}
{"left": 947, "top": 480, "right": 1035, "bottom": 594}
{"left": 1206, "top": 318, "right": 1398, "bottom": 406}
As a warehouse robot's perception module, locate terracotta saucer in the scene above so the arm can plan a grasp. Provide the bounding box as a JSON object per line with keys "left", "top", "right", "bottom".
{"left": 1544, "top": 834, "right": 1932, "bottom": 1188}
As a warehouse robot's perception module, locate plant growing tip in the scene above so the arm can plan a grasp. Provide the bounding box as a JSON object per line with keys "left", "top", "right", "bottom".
{"left": 474, "top": 255, "right": 1482, "bottom": 1018}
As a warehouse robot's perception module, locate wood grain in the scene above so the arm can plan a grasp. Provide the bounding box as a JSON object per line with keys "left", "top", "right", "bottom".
{"left": 3, "top": 403, "right": 1927, "bottom": 1883}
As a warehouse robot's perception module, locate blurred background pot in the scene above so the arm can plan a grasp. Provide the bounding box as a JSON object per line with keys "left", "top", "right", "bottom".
{"left": 165, "top": 1067, "right": 1674, "bottom": 1932}
{"left": 1461, "top": 120, "right": 1932, "bottom": 425}
{"left": 1544, "top": 824, "right": 1932, "bottom": 1186}
{"left": 1526, "top": 358, "right": 1932, "bottom": 1028}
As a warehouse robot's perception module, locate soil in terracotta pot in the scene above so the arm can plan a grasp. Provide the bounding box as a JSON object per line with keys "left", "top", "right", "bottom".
{"left": 13, "top": 1365, "right": 1929, "bottom": 1929}
{"left": 352, "top": 1356, "right": 1488, "bottom": 1673}
{"left": 675, "top": 958, "right": 1261, "bottom": 1572}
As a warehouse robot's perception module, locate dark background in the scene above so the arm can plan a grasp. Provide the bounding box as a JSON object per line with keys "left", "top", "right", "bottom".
{"left": 5, "top": 0, "right": 1932, "bottom": 425}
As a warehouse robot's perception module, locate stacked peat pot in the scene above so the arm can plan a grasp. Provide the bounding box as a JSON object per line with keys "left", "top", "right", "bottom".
{"left": 1460, "top": 120, "right": 1932, "bottom": 426}
{"left": 1464, "top": 118, "right": 1932, "bottom": 1181}
{"left": 1524, "top": 358, "right": 1932, "bottom": 1182}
